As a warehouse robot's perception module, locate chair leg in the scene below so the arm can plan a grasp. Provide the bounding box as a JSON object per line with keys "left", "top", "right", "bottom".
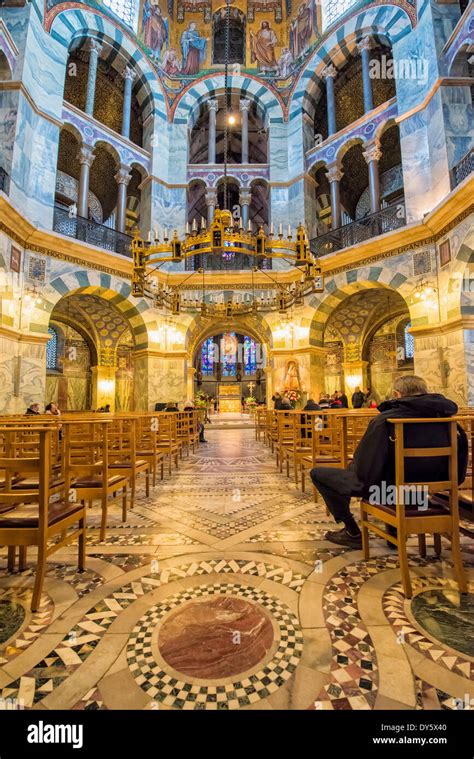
{"left": 418, "top": 533, "right": 427, "bottom": 558}
{"left": 398, "top": 529, "right": 413, "bottom": 599}
{"left": 145, "top": 469, "right": 150, "bottom": 497}
{"left": 19, "top": 546, "right": 27, "bottom": 571}
{"left": 360, "top": 506, "right": 370, "bottom": 561}
{"left": 434, "top": 533, "right": 442, "bottom": 556}
{"left": 100, "top": 496, "right": 108, "bottom": 542}
{"left": 78, "top": 516, "right": 86, "bottom": 572}
{"left": 31, "top": 545, "right": 47, "bottom": 612}
{"left": 450, "top": 526, "right": 468, "bottom": 594}
{"left": 122, "top": 485, "right": 127, "bottom": 522}
{"left": 7, "top": 546, "right": 16, "bottom": 572}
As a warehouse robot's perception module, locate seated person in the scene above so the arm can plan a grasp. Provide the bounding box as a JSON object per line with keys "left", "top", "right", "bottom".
{"left": 164, "top": 402, "right": 179, "bottom": 412}
{"left": 26, "top": 403, "right": 41, "bottom": 415}
{"left": 45, "top": 402, "right": 61, "bottom": 416}
{"left": 183, "top": 400, "right": 207, "bottom": 443}
{"left": 310, "top": 375, "right": 468, "bottom": 548}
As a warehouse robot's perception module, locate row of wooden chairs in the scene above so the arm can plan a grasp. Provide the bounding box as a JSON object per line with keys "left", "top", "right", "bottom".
{"left": 261, "top": 408, "right": 470, "bottom": 598}
{"left": 0, "top": 410, "right": 201, "bottom": 609}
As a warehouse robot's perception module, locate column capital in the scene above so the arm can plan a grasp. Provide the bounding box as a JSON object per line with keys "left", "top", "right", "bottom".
{"left": 114, "top": 163, "right": 132, "bottom": 186}
{"left": 326, "top": 163, "right": 343, "bottom": 183}
{"left": 239, "top": 188, "right": 251, "bottom": 205}
{"left": 86, "top": 38, "right": 103, "bottom": 57}
{"left": 356, "top": 36, "right": 372, "bottom": 54}
{"left": 363, "top": 139, "right": 382, "bottom": 164}
{"left": 321, "top": 63, "right": 337, "bottom": 80}
{"left": 77, "top": 144, "right": 95, "bottom": 168}
{"left": 205, "top": 187, "right": 218, "bottom": 205}
{"left": 207, "top": 99, "right": 219, "bottom": 113}
{"left": 239, "top": 98, "right": 251, "bottom": 112}
{"left": 122, "top": 66, "right": 137, "bottom": 82}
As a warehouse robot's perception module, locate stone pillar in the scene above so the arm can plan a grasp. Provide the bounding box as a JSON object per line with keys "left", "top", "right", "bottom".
{"left": 187, "top": 366, "right": 196, "bottom": 400}
{"left": 239, "top": 98, "right": 251, "bottom": 164}
{"left": 326, "top": 163, "right": 343, "bottom": 230}
{"left": 239, "top": 187, "right": 251, "bottom": 229}
{"left": 85, "top": 39, "right": 102, "bottom": 117}
{"left": 357, "top": 36, "right": 374, "bottom": 113}
{"left": 115, "top": 164, "right": 132, "bottom": 234}
{"left": 77, "top": 144, "right": 95, "bottom": 219}
{"left": 121, "top": 66, "right": 137, "bottom": 140}
{"left": 205, "top": 186, "right": 218, "bottom": 225}
{"left": 208, "top": 99, "right": 218, "bottom": 164}
{"left": 322, "top": 64, "right": 338, "bottom": 136}
{"left": 363, "top": 139, "right": 382, "bottom": 214}
{"left": 91, "top": 365, "right": 117, "bottom": 411}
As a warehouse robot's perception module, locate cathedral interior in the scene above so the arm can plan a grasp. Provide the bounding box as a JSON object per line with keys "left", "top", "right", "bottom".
{"left": 0, "top": 0, "right": 473, "bottom": 740}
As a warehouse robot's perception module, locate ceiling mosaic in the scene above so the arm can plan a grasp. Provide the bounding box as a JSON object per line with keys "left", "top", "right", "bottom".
{"left": 52, "top": 294, "right": 134, "bottom": 356}
{"left": 324, "top": 289, "right": 408, "bottom": 348}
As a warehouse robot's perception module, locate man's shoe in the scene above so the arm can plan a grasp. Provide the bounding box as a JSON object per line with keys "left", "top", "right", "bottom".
{"left": 199, "top": 438, "right": 208, "bottom": 443}
{"left": 324, "top": 527, "right": 362, "bottom": 549}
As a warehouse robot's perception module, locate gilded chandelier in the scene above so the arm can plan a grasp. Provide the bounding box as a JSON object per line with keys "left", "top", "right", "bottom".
{"left": 131, "top": 209, "right": 324, "bottom": 316}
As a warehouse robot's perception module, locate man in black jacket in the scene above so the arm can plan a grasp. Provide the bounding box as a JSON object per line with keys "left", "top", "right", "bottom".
{"left": 351, "top": 387, "right": 365, "bottom": 408}
{"left": 310, "top": 375, "right": 468, "bottom": 548}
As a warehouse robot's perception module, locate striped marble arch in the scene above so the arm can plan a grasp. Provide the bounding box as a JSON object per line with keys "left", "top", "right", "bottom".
{"left": 48, "top": 7, "right": 168, "bottom": 124}
{"left": 290, "top": 3, "right": 414, "bottom": 120}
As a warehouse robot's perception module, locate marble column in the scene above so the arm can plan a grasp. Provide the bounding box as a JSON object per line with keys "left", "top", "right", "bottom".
{"left": 239, "top": 187, "right": 251, "bottom": 229}
{"left": 208, "top": 99, "right": 218, "bottom": 164}
{"left": 357, "top": 36, "right": 374, "bottom": 113}
{"left": 121, "top": 66, "right": 137, "bottom": 140}
{"left": 115, "top": 164, "right": 132, "bottom": 233}
{"left": 239, "top": 98, "right": 251, "bottom": 164}
{"left": 322, "top": 64, "right": 338, "bottom": 136}
{"left": 363, "top": 139, "right": 382, "bottom": 214}
{"left": 205, "top": 186, "right": 217, "bottom": 225}
{"left": 77, "top": 144, "right": 95, "bottom": 218}
{"left": 85, "top": 39, "right": 102, "bottom": 117}
{"left": 326, "top": 163, "right": 343, "bottom": 230}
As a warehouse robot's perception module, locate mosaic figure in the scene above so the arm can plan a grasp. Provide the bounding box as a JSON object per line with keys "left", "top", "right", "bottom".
{"left": 142, "top": 0, "right": 169, "bottom": 58}
{"left": 250, "top": 21, "right": 278, "bottom": 73}
{"left": 181, "top": 22, "right": 208, "bottom": 75}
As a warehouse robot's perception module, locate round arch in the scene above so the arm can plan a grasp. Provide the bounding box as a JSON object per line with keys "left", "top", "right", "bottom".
{"left": 186, "top": 313, "right": 273, "bottom": 359}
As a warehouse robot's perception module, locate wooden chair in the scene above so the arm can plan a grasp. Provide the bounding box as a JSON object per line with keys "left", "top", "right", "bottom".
{"left": 108, "top": 417, "right": 151, "bottom": 507}
{"left": 135, "top": 415, "right": 165, "bottom": 487}
{"left": 275, "top": 411, "right": 296, "bottom": 477}
{"left": 360, "top": 417, "right": 468, "bottom": 598}
{"left": 0, "top": 427, "right": 86, "bottom": 611}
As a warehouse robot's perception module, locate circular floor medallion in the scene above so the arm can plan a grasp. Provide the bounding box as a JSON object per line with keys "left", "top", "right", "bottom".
{"left": 0, "top": 599, "right": 26, "bottom": 645}
{"left": 411, "top": 589, "right": 474, "bottom": 658}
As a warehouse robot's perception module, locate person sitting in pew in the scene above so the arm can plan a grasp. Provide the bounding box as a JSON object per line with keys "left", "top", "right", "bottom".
{"left": 310, "top": 375, "right": 468, "bottom": 548}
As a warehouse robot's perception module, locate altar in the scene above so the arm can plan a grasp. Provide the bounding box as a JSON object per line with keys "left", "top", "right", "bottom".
{"left": 218, "top": 383, "right": 241, "bottom": 413}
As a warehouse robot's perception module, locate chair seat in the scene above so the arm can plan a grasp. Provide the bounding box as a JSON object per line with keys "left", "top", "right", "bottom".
{"left": 109, "top": 460, "right": 148, "bottom": 469}
{"left": 71, "top": 475, "right": 126, "bottom": 488}
{"left": 365, "top": 501, "right": 448, "bottom": 518}
{"left": 0, "top": 501, "right": 83, "bottom": 528}
{"left": 12, "top": 476, "right": 65, "bottom": 490}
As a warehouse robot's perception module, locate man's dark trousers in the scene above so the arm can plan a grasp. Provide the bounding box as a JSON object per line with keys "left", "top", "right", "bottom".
{"left": 310, "top": 466, "right": 366, "bottom": 523}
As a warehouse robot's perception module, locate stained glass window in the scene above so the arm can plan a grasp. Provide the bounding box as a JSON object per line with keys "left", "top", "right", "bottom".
{"left": 404, "top": 323, "right": 414, "bottom": 360}
{"left": 244, "top": 336, "right": 257, "bottom": 375}
{"left": 201, "top": 338, "right": 216, "bottom": 376}
{"left": 102, "top": 0, "right": 139, "bottom": 30}
{"left": 222, "top": 332, "right": 238, "bottom": 377}
{"left": 322, "top": 0, "right": 358, "bottom": 31}
{"left": 46, "top": 327, "right": 58, "bottom": 370}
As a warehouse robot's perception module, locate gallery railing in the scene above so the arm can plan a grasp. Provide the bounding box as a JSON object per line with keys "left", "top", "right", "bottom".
{"left": 452, "top": 149, "right": 473, "bottom": 188}
{"left": 310, "top": 201, "right": 406, "bottom": 257}
{"left": 53, "top": 206, "right": 133, "bottom": 258}
{"left": 184, "top": 251, "right": 272, "bottom": 271}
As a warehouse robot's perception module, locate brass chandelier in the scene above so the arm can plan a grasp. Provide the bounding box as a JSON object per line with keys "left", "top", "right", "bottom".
{"left": 130, "top": 0, "right": 324, "bottom": 316}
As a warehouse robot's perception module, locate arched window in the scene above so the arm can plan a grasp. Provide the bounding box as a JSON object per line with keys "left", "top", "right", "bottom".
{"left": 201, "top": 338, "right": 215, "bottom": 376}
{"left": 322, "top": 0, "right": 358, "bottom": 31}
{"left": 244, "top": 336, "right": 257, "bottom": 375}
{"left": 102, "top": 0, "right": 139, "bottom": 30}
{"left": 213, "top": 7, "right": 246, "bottom": 64}
{"left": 222, "top": 332, "right": 238, "bottom": 376}
{"left": 46, "top": 327, "right": 58, "bottom": 370}
{"left": 404, "top": 323, "right": 414, "bottom": 360}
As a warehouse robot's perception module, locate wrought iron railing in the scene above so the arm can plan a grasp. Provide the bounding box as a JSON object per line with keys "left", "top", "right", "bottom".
{"left": 185, "top": 251, "right": 272, "bottom": 271}
{"left": 0, "top": 167, "right": 10, "bottom": 194}
{"left": 310, "top": 201, "right": 406, "bottom": 257}
{"left": 53, "top": 205, "right": 133, "bottom": 258}
{"left": 452, "top": 149, "right": 473, "bottom": 188}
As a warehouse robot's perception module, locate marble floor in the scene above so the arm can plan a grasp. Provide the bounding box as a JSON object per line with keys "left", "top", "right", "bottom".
{"left": 0, "top": 426, "right": 473, "bottom": 711}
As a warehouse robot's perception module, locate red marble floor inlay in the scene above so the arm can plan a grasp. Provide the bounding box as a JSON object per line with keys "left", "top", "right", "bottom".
{"left": 158, "top": 595, "right": 274, "bottom": 679}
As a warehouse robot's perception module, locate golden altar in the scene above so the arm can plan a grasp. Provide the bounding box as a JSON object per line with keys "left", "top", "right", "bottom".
{"left": 218, "top": 383, "right": 241, "bottom": 413}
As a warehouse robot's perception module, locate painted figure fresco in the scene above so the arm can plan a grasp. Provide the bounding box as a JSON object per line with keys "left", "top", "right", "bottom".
{"left": 142, "top": 0, "right": 169, "bottom": 58}
{"left": 276, "top": 47, "right": 293, "bottom": 77}
{"left": 181, "top": 22, "right": 208, "bottom": 75}
{"left": 289, "top": 1, "right": 312, "bottom": 59}
{"left": 284, "top": 360, "right": 300, "bottom": 390}
{"left": 161, "top": 47, "right": 181, "bottom": 75}
{"left": 250, "top": 21, "right": 278, "bottom": 73}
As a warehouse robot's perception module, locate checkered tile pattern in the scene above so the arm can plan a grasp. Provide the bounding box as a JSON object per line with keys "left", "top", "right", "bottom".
{"left": 127, "top": 583, "right": 303, "bottom": 709}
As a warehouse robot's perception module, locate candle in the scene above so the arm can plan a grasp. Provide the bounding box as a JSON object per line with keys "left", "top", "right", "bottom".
{"left": 192, "top": 218, "right": 197, "bottom": 232}
{"left": 279, "top": 223, "right": 283, "bottom": 236}
{"left": 288, "top": 225, "right": 292, "bottom": 237}
{"left": 147, "top": 231, "right": 152, "bottom": 242}
{"left": 201, "top": 216, "right": 206, "bottom": 229}
{"left": 164, "top": 227, "right": 168, "bottom": 239}
{"left": 154, "top": 227, "right": 158, "bottom": 240}
{"left": 247, "top": 219, "right": 252, "bottom": 232}
{"left": 186, "top": 222, "right": 190, "bottom": 235}
{"left": 270, "top": 223, "right": 274, "bottom": 235}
